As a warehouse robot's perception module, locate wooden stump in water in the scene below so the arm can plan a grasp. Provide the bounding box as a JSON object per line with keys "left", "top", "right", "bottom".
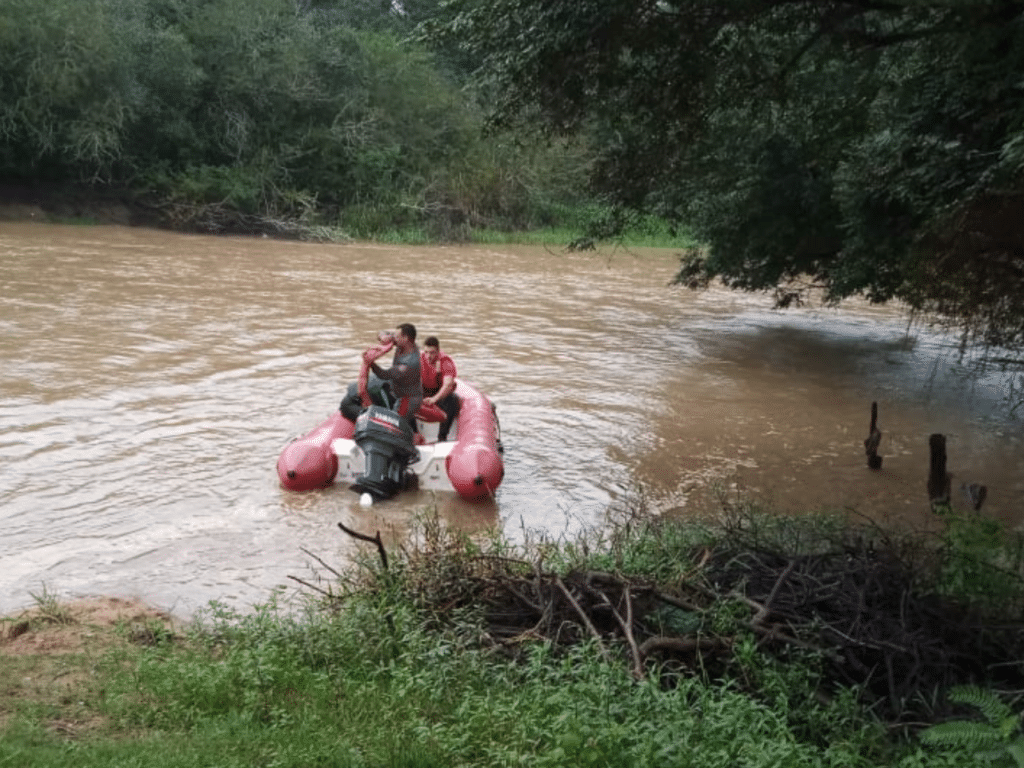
{"left": 961, "top": 482, "right": 988, "bottom": 512}
{"left": 927, "top": 433, "right": 951, "bottom": 507}
{"left": 864, "top": 401, "right": 883, "bottom": 469}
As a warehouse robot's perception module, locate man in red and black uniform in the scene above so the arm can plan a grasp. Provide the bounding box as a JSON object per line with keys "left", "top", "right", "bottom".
{"left": 368, "top": 323, "right": 422, "bottom": 426}
{"left": 420, "top": 336, "right": 460, "bottom": 441}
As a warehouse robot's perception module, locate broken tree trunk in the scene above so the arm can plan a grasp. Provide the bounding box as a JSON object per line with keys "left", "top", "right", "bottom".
{"left": 864, "top": 401, "right": 883, "bottom": 469}
{"left": 927, "top": 433, "right": 951, "bottom": 507}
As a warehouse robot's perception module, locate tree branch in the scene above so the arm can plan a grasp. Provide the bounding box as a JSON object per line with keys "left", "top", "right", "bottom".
{"left": 337, "top": 521, "right": 389, "bottom": 570}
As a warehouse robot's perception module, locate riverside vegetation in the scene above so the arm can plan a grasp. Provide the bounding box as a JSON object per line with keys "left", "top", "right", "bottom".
{"left": 0, "top": 0, "right": 635, "bottom": 245}
{"left": 2, "top": 496, "right": 1023, "bottom": 768}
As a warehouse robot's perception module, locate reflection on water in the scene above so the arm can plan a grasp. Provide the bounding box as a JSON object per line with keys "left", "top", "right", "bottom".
{"left": 1, "top": 222, "right": 1021, "bottom": 616}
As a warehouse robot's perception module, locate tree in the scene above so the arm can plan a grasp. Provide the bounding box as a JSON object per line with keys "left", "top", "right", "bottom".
{"left": 424, "top": 0, "right": 1024, "bottom": 348}
{"left": 0, "top": 0, "right": 153, "bottom": 180}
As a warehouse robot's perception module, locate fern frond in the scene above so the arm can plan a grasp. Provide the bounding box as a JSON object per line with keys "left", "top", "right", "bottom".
{"left": 1001, "top": 715, "right": 1023, "bottom": 741}
{"left": 1006, "top": 737, "right": 1024, "bottom": 768}
{"left": 948, "top": 685, "right": 1013, "bottom": 724}
{"left": 921, "top": 720, "right": 1002, "bottom": 749}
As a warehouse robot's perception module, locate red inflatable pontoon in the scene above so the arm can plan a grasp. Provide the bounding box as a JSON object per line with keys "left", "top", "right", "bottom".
{"left": 438, "top": 380, "right": 504, "bottom": 500}
{"left": 277, "top": 379, "right": 503, "bottom": 501}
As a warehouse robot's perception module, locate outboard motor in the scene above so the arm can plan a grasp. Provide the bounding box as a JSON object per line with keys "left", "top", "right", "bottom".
{"left": 352, "top": 405, "right": 418, "bottom": 499}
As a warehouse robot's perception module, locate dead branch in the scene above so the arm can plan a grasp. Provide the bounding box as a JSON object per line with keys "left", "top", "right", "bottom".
{"left": 287, "top": 574, "right": 334, "bottom": 599}
{"left": 300, "top": 547, "right": 344, "bottom": 580}
{"left": 555, "top": 576, "right": 611, "bottom": 662}
{"left": 287, "top": 517, "right": 1024, "bottom": 726}
{"left": 337, "top": 521, "right": 389, "bottom": 570}
{"left": 757, "top": 560, "right": 796, "bottom": 625}
{"left": 594, "top": 585, "right": 644, "bottom": 679}
{"left": 653, "top": 591, "right": 703, "bottom": 613}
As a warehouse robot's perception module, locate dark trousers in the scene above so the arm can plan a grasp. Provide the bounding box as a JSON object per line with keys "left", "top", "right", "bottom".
{"left": 340, "top": 382, "right": 418, "bottom": 431}
{"left": 435, "top": 392, "right": 461, "bottom": 441}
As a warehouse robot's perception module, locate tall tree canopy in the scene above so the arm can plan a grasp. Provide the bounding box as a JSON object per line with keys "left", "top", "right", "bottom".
{"left": 0, "top": 0, "right": 470, "bottom": 209}
{"left": 425, "top": 0, "right": 1024, "bottom": 347}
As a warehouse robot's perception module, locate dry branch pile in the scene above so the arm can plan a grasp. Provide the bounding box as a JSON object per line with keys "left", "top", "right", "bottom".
{"left": 323, "top": 519, "right": 1024, "bottom": 723}
{"left": 698, "top": 543, "right": 1024, "bottom": 717}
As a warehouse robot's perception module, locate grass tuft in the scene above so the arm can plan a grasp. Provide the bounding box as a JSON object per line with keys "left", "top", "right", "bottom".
{"left": 27, "top": 585, "right": 76, "bottom": 626}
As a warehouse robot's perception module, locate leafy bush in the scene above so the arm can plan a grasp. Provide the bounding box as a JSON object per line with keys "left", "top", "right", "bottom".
{"left": 932, "top": 504, "right": 1024, "bottom": 611}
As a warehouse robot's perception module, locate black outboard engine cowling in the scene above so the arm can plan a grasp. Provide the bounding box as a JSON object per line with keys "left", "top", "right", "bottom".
{"left": 352, "top": 405, "right": 418, "bottom": 499}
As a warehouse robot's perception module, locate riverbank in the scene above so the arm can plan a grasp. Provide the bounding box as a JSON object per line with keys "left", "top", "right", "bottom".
{"left": 0, "top": 181, "right": 355, "bottom": 239}
{"left": 0, "top": 183, "right": 163, "bottom": 229}
{"left": 2, "top": 508, "right": 1021, "bottom": 767}
{"left": 0, "top": 182, "right": 693, "bottom": 248}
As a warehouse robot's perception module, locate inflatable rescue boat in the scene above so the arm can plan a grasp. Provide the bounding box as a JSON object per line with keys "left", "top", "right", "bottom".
{"left": 276, "top": 379, "right": 504, "bottom": 502}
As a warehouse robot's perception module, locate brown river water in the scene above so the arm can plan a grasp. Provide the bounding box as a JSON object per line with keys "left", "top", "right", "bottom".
{"left": 2, "top": 222, "right": 1022, "bottom": 617}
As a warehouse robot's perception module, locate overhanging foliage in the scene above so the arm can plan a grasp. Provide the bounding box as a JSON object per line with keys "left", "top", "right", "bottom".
{"left": 424, "top": 0, "right": 1024, "bottom": 347}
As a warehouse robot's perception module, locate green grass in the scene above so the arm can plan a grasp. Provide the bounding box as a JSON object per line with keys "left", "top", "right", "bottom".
{"left": 1, "top": 601, "right": 893, "bottom": 768}
{"left": 26, "top": 584, "right": 76, "bottom": 625}
{"left": 357, "top": 225, "right": 696, "bottom": 248}
{"left": 3, "top": 508, "right": 1016, "bottom": 768}
{"left": 465, "top": 220, "right": 697, "bottom": 249}
{"left": 338, "top": 204, "right": 699, "bottom": 248}
{"left": 351, "top": 224, "right": 694, "bottom": 248}
{"left": 362, "top": 226, "right": 442, "bottom": 245}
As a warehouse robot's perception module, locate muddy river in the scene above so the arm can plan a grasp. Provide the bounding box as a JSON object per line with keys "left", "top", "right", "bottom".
{"left": 1, "top": 222, "right": 1021, "bottom": 616}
